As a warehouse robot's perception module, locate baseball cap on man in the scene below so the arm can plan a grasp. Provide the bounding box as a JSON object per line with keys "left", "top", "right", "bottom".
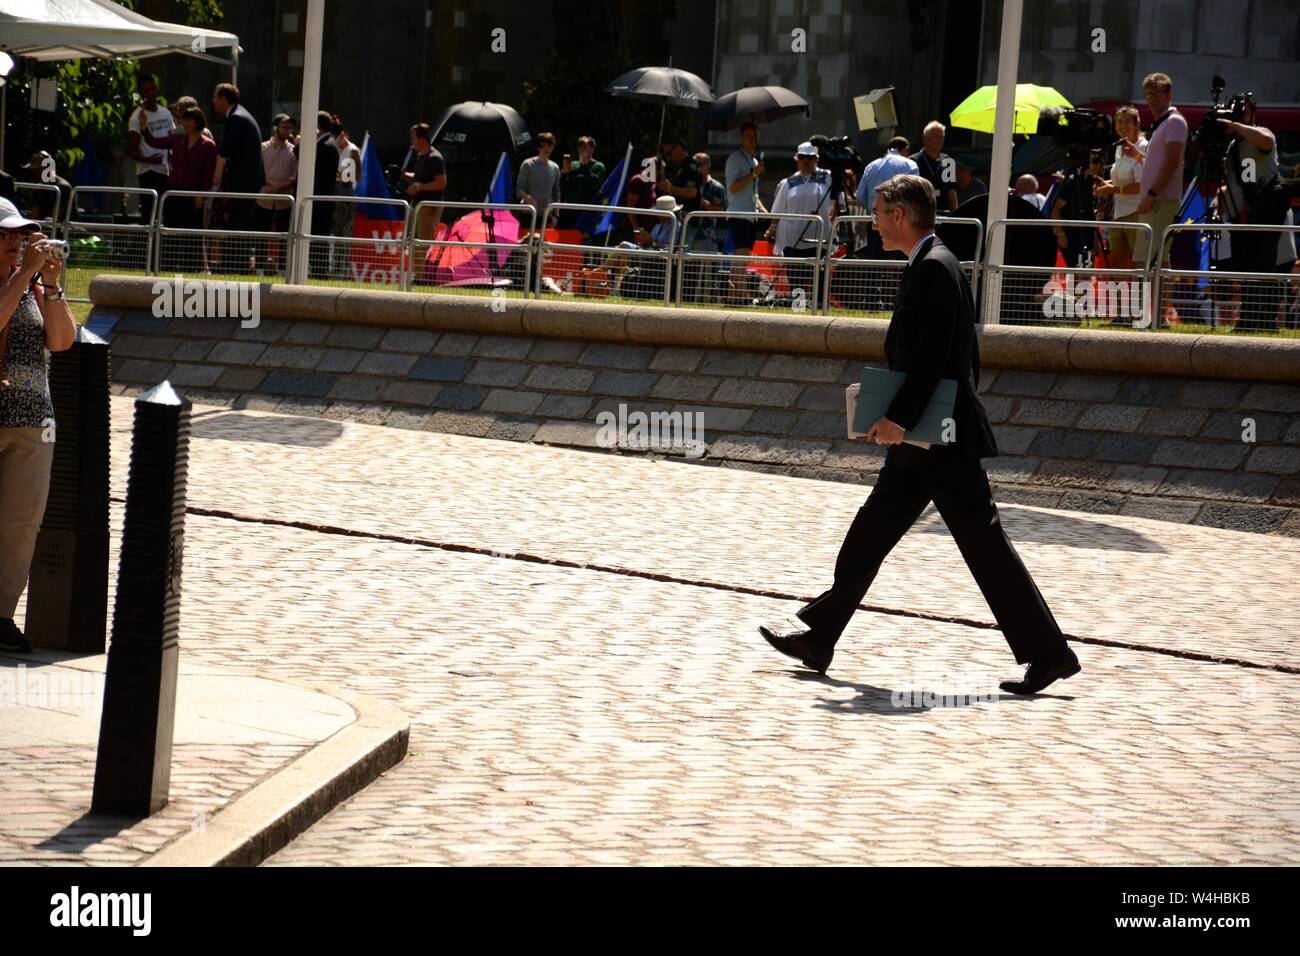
{"left": 0, "top": 197, "right": 41, "bottom": 231}
{"left": 22, "top": 150, "right": 53, "bottom": 171}
{"left": 795, "top": 141, "right": 818, "bottom": 158}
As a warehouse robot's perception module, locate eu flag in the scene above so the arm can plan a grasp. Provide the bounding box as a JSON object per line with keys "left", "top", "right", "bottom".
{"left": 357, "top": 134, "right": 402, "bottom": 221}
{"left": 1179, "top": 184, "right": 1211, "bottom": 287}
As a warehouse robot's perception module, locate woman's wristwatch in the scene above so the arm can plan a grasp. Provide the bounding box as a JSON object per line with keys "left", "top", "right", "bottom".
{"left": 41, "top": 283, "right": 64, "bottom": 301}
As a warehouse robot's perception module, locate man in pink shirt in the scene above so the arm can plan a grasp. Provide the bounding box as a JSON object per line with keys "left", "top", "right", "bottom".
{"left": 1134, "top": 72, "right": 1187, "bottom": 268}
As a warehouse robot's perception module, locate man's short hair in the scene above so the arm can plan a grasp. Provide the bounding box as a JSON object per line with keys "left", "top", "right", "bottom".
{"left": 577, "top": 135, "right": 596, "bottom": 149}
{"left": 923, "top": 120, "right": 945, "bottom": 137}
{"left": 739, "top": 121, "right": 759, "bottom": 136}
{"left": 137, "top": 73, "right": 157, "bottom": 91}
{"left": 410, "top": 122, "right": 431, "bottom": 142}
{"left": 272, "top": 113, "right": 293, "bottom": 128}
{"left": 888, "top": 136, "right": 911, "bottom": 152}
{"left": 693, "top": 151, "right": 711, "bottom": 167}
{"left": 661, "top": 136, "right": 687, "bottom": 150}
{"left": 317, "top": 110, "right": 332, "bottom": 132}
{"left": 874, "top": 174, "right": 936, "bottom": 230}
{"left": 1142, "top": 72, "right": 1173, "bottom": 93}
{"left": 536, "top": 132, "right": 556, "bottom": 146}
{"left": 1015, "top": 173, "right": 1038, "bottom": 192}
{"left": 214, "top": 82, "right": 240, "bottom": 105}
{"left": 181, "top": 107, "right": 208, "bottom": 130}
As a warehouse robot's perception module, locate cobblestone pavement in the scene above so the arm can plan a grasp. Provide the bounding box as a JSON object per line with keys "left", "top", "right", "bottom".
{"left": 0, "top": 743, "right": 307, "bottom": 865}
{"left": 74, "top": 400, "right": 1300, "bottom": 862}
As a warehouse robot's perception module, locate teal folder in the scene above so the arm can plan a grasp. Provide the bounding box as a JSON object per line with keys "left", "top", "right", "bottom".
{"left": 851, "top": 367, "right": 957, "bottom": 444}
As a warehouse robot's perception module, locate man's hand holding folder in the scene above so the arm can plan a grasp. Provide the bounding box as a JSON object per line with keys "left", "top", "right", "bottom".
{"left": 846, "top": 367, "right": 958, "bottom": 449}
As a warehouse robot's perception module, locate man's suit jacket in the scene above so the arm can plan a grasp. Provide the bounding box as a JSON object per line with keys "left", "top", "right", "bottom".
{"left": 296, "top": 132, "right": 340, "bottom": 231}
{"left": 883, "top": 235, "right": 998, "bottom": 461}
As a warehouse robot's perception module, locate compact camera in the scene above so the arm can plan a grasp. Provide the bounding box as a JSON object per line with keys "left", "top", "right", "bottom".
{"left": 34, "top": 238, "right": 69, "bottom": 261}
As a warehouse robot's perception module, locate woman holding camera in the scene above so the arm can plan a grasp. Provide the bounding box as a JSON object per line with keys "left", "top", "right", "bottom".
{"left": 1093, "top": 105, "right": 1147, "bottom": 270}
{"left": 0, "top": 198, "right": 77, "bottom": 653}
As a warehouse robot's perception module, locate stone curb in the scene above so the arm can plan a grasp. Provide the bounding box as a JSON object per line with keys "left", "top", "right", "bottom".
{"left": 142, "top": 680, "right": 408, "bottom": 867}
{"left": 88, "top": 277, "right": 1300, "bottom": 384}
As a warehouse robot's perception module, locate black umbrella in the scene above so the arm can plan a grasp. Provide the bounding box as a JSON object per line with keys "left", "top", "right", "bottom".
{"left": 606, "top": 66, "right": 717, "bottom": 108}
{"left": 607, "top": 65, "right": 717, "bottom": 144}
{"left": 430, "top": 101, "right": 532, "bottom": 158}
{"left": 702, "top": 86, "right": 809, "bottom": 130}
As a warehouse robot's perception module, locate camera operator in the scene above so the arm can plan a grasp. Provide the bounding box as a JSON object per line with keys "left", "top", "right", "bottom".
{"left": 1218, "top": 94, "right": 1289, "bottom": 332}
{"left": 1050, "top": 151, "right": 1104, "bottom": 271}
{"left": 0, "top": 199, "right": 77, "bottom": 654}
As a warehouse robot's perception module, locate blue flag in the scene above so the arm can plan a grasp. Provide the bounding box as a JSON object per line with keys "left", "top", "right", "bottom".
{"left": 486, "top": 152, "right": 512, "bottom": 206}
{"left": 1179, "top": 183, "right": 1211, "bottom": 287}
{"left": 574, "top": 148, "right": 630, "bottom": 235}
{"left": 357, "top": 134, "right": 402, "bottom": 221}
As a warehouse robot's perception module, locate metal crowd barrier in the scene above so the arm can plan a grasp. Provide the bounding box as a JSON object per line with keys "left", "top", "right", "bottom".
{"left": 537, "top": 202, "right": 679, "bottom": 306}
{"left": 408, "top": 200, "right": 536, "bottom": 297}
{"left": 982, "top": 218, "right": 1153, "bottom": 328}
{"left": 13, "top": 182, "right": 62, "bottom": 232}
{"left": 63, "top": 186, "right": 159, "bottom": 302}
{"left": 677, "top": 210, "right": 827, "bottom": 313}
{"left": 154, "top": 190, "right": 296, "bottom": 279}
{"left": 1154, "top": 222, "right": 1300, "bottom": 333}
{"left": 292, "top": 194, "right": 411, "bottom": 288}
{"left": 822, "top": 215, "right": 984, "bottom": 317}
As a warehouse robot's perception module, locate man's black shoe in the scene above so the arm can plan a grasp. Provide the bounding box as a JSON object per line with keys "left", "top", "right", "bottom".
{"left": 0, "top": 618, "right": 32, "bottom": 654}
{"left": 999, "top": 646, "right": 1080, "bottom": 695}
{"left": 759, "top": 623, "right": 834, "bottom": 675}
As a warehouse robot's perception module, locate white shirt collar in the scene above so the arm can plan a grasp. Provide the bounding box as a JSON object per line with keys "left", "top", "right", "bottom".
{"left": 906, "top": 232, "right": 936, "bottom": 265}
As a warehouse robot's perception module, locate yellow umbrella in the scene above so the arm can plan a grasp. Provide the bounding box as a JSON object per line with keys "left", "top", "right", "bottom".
{"left": 949, "top": 84, "right": 1072, "bottom": 135}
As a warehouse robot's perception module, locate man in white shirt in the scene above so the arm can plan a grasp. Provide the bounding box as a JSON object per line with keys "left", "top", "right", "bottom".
{"left": 766, "top": 142, "right": 834, "bottom": 304}
{"left": 766, "top": 142, "right": 833, "bottom": 255}
{"left": 126, "top": 73, "right": 176, "bottom": 226}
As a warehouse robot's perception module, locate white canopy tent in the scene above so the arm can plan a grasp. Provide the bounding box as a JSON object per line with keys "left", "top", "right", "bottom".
{"left": 0, "top": 0, "right": 241, "bottom": 175}
{"left": 0, "top": 0, "right": 240, "bottom": 72}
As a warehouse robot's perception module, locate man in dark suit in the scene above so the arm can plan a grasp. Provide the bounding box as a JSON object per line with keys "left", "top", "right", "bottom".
{"left": 297, "top": 110, "right": 340, "bottom": 278}
{"left": 760, "top": 173, "right": 1080, "bottom": 696}
{"left": 211, "top": 82, "right": 264, "bottom": 274}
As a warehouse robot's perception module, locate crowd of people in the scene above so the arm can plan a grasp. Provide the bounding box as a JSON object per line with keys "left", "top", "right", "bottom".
{"left": 3, "top": 68, "right": 1294, "bottom": 326}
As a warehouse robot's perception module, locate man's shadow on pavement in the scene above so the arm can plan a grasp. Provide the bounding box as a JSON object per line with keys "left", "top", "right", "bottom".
{"left": 778, "top": 671, "right": 1073, "bottom": 714}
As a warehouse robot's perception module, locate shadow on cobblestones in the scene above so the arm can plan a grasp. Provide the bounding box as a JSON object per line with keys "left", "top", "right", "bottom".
{"left": 37, "top": 813, "right": 139, "bottom": 854}
{"left": 913, "top": 508, "right": 1167, "bottom": 553}
{"left": 190, "top": 410, "right": 344, "bottom": 447}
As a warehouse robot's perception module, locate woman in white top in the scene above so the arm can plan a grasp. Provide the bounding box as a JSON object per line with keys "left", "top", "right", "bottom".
{"left": 1093, "top": 105, "right": 1148, "bottom": 268}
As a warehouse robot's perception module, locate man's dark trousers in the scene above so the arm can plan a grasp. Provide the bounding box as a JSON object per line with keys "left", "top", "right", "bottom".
{"left": 796, "top": 443, "right": 1067, "bottom": 664}
{"left": 794, "top": 234, "right": 1068, "bottom": 665}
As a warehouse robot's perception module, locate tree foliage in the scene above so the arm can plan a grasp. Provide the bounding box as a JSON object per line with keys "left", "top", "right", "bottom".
{"left": 3, "top": 1, "right": 222, "bottom": 174}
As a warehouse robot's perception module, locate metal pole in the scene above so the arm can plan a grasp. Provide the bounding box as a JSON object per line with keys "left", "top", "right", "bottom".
{"left": 290, "top": 0, "right": 325, "bottom": 284}
{"left": 982, "top": 0, "right": 1023, "bottom": 325}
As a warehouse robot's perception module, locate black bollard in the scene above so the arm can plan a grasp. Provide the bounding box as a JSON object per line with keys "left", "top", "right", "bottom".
{"left": 91, "top": 381, "right": 191, "bottom": 817}
{"left": 26, "top": 327, "right": 112, "bottom": 652}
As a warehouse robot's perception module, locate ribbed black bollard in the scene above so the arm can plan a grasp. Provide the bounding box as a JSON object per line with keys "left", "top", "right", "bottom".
{"left": 26, "top": 327, "right": 111, "bottom": 652}
{"left": 91, "top": 381, "right": 191, "bottom": 817}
